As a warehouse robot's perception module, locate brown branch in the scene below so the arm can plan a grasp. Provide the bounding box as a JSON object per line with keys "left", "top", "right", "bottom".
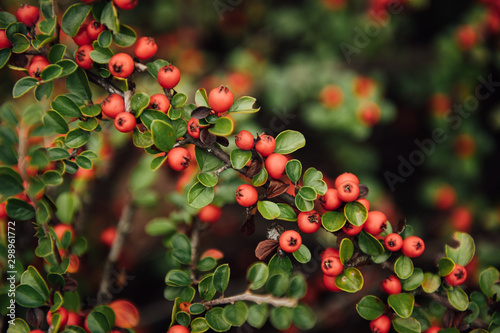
{"left": 97, "top": 201, "right": 135, "bottom": 304}
{"left": 86, "top": 71, "right": 124, "bottom": 97}
{"left": 202, "top": 291, "right": 298, "bottom": 308}
{"left": 189, "top": 219, "right": 201, "bottom": 282}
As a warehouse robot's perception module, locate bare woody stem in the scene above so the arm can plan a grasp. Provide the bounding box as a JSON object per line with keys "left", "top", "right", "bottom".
{"left": 189, "top": 219, "right": 201, "bottom": 282}
{"left": 86, "top": 71, "right": 124, "bottom": 97}
{"left": 97, "top": 201, "right": 135, "bottom": 304}
{"left": 202, "top": 291, "right": 298, "bottom": 308}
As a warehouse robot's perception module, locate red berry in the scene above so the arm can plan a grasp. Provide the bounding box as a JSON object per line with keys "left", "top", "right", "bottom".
{"left": 342, "top": 222, "right": 363, "bottom": 236}
{"left": 445, "top": 264, "right": 467, "bottom": 286}
{"left": 401, "top": 236, "right": 425, "bottom": 258}
{"left": 66, "top": 312, "right": 82, "bottom": 327}
{"left": 134, "top": 36, "right": 158, "bottom": 60}
{"left": 323, "top": 274, "right": 341, "bottom": 292}
{"left": 297, "top": 210, "right": 321, "bottom": 234}
{"left": 53, "top": 224, "right": 75, "bottom": 244}
{"left": 235, "top": 130, "right": 255, "bottom": 150}
{"left": 167, "top": 147, "right": 191, "bottom": 171}
{"left": 235, "top": 184, "right": 258, "bottom": 207}
{"left": 28, "top": 56, "right": 49, "bottom": 81}
{"left": 320, "top": 188, "right": 342, "bottom": 211}
{"left": 113, "top": 0, "right": 138, "bottom": 10}
{"left": 149, "top": 93, "right": 170, "bottom": 113}
{"left": 279, "top": 230, "right": 302, "bottom": 253}
{"left": 47, "top": 307, "right": 69, "bottom": 328}
{"left": 255, "top": 134, "right": 276, "bottom": 157}
{"left": 114, "top": 112, "right": 136, "bottom": 132}
{"left": 167, "top": 325, "right": 189, "bottom": 333}
{"left": 337, "top": 181, "right": 360, "bottom": 202}
{"left": 0, "top": 30, "right": 13, "bottom": 49}
{"left": 384, "top": 233, "right": 403, "bottom": 251}
{"left": 16, "top": 4, "right": 40, "bottom": 27}
{"left": 208, "top": 86, "right": 235, "bottom": 114}
{"left": 370, "top": 315, "right": 391, "bottom": 333}
{"left": 100, "top": 227, "right": 117, "bottom": 248}
{"left": 321, "top": 247, "right": 340, "bottom": 259}
{"left": 73, "top": 24, "right": 93, "bottom": 46}
{"left": 381, "top": 275, "right": 401, "bottom": 294}
{"left": 198, "top": 204, "right": 222, "bottom": 224}
{"left": 265, "top": 153, "right": 288, "bottom": 179}
{"left": 357, "top": 198, "right": 370, "bottom": 211}
{"left": 109, "top": 53, "right": 135, "bottom": 78}
{"left": 75, "top": 44, "right": 94, "bottom": 70}
{"left": 321, "top": 256, "right": 343, "bottom": 276}
{"left": 158, "top": 64, "right": 181, "bottom": 89}
{"left": 334, "top": 172, "right": 359, "bottom": 189}
{"left": 425, "top": 327, "right": 442, "bottom": 333}
{"left": 86, "top": 20, "right": 106, "bottom": 40}
{"left": 102, "top": 94, "right": 125, "bottom": 119}
{"left": 187, "top": 118, "right": 203, "bottom": 139}
{"left": 364, "top": 211, "right": 388, "bottom": 236}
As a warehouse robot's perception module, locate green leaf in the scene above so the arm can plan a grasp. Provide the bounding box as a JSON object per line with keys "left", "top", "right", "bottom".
{"left": 479, "top": 267, "right": 500, "bottom": 298}
{"left": 100, "top": 2, "right": 119, "bottom": 33}
{"left": 344, "top": 201, "right": 368, "bottom": 227}
{"left": 6, "top": 22, "right": 27, "bottom": 41}
{"left": 191, "top": 317, "right": 209, "bottom": 333}
{"left": 223, "top": 302, "right": 248, "bottom": 327}
{"left": 89, "top": 45, "right": 113, "bottom": 64}
{"left": 188, "top": 182, "right": 214, "bottom": 209}
{"left": 402, "top": 268, "right": 424, "bottom": 291}
{"left": 388, "top": 293, "right": 414, "bottom": 318}
{"left": 145, "top": 217, "right": 176, "bottom": 236}
{"left": 65, "top": 128, "right": 90, "bottom": 148}
{"left": 165, "top": 270, "right": 192, "bottom": 287}
{"left": 150, "top": 154, "right": 167, "bottom": 171}
{"left": 213, "top": 264, "right": 230, "bottom": 293}
{"left": 438, "top": 257, "right": 456, "bottom": 277}
{"left": 274, "top": 130, "right": 305, "bottom": 154}
{"left": 66, "top": 67, "right": 92, "bottom": 101}
{"left": 285, "top": 159, "right": 302, "bottom": 183}
{"left": 35, "top": 81, "right": 54, "bottom": 101}
{"left": 0, "top": 48, "right": 11, "bottom": 69}
{"left": 189, "top": 303, "right": 206, "bottom": 315}
{"left": 252, "top": 167, "right": 268, "bottom": 187}
{"left": 55, "top": 192, "right": 79, "bottom": 223}
{"left": 302, "top": 167, "right": 327, "bottom": 195}
{"left": 277, "top": 203, "right": 297, "bottom": 221}
{"left": 6, "top": 198, "right": 35, "bottom": 220}
{"left": 132, "top": 128, "right": 153, "bottom": 148}
{"left": 266, "top": 273, "right": 289, "bottom": 297}
{"left": 322, "top": 211, "right": 346, "bottom": 232}
{"left": 195, "top": 146, "right": 224, "bottom": 172}
{"left": 61, "top": 4, "right": 92, "bottom": 37}
{"left": 356, "top": 295, "right": 386, "bottom": 320}
{"left": 197, "top": 257, "right": 217, "bottom": 271}
{"left": 98, "top": 30, "right": 112, "bottom": 48}
{"left": 230, "top": 149, "right": 252, "bottom": 169}
{"left": 293, "top": 244, "right": 311, "bottom": 264}
{"left": 195, "top": 88, "right": 209, "bottom": 107}
{"left": 140, "top": 110, "right": 171, "bottom": 130}
{"left": 335, "top": 267, "right": 364, "bottom": 293}
{"left": 11, "top": 33, "right": 30, "bottom": 53}
{"left": 293, "top": 304, "right": 316, "bottom": 330}
{"left": 21, "top": 266, "right": 50, "bottom": 300}
{"left": 175, "top": 312, "right": 190, "bottom": 327}
{"left": 79, "top": 117, "right": 99, "bottom": 132}
{"left": 48, "top": 44, "right": 66, "bottom": 63}
{"left": 47, "top": 147, "right": 70, "bottom": 161}
{"left": 257, "top": 200, "right": 281, "bottom": 220}
{"left": 445, "top": 232, "right": 475, "bottom": 267}
{"left": 113, "top": 24, "right": 136, "bottom": 47}
{"left": 151, "top": 120, "right": 176, "bottom": 152}
{"left": 31, "top": 34, "right": 55, "bottom": 51}
{"left": 268, "top": 253, "right": 293, "bottom": 277}
{"left": 270, "top": 307, "right": 293, "bottom": 330}
{"left": 40, "top": 64, "right": 63, "bottom": 82}
{"left": 51, "top": 95, "right": 82, "bottom": 118}
{"left": 15, "top": 284, "right": 47, "bottom": 308}
{"left": 447, "top": 287, "right": 469, "bottom": 311}
{"left": 295, "top": 195, "right": 314, "bottom": 212}
{"left": 244, "top": 305, "right": 267, "bottom": 330}
{"left": 339, "top": 238, "right": 354, "bottom": 265}
{"left": 392, "top": 317, "right": 421, "bottom": 333}
{"left": 209, "top": 117, "right": 234, "bottom": 137}
{"left": 247, "top": 262, "right": 269, "bottom": 290}
{"left": 171, "top": 92, "right": 188, "bottom": 108}
{"left": 287, "top": 273, "right": 306, "bottom": 299}
{"left": 228, "top": 96, "right": 260, "bottom": 113}
{"left": 297, "top": 186, "right": 317, "bottom": 201}
{"left": 0, "top": 166, "right": 24, "bottom": 196}
{"left": 421, "top": 272, "right": 440, "bottom": 293}
{"left": 39, "top": 17, "right": 57, "bottom": 35}
{"left": 198, "top": 275, "right": 217, "bottom": 301}
{"left": 394, "top": 255, "right": 414, "bottom": 280}
{"left": 131, "top": 92, "right": 150, "bottom": 116}
{"left": 206, "top": 307, "right": 231, "bottom": 332}
{"left": 81, "top": 105, "right": 101, "bottom": 117}
{"left": 197, "top": 172, "right": 218, "bottom": 187}
{"left": 86, "top": 306, "right": 115, "bottom": 333}
{"left": 146, "top": 59, "right": 169, "bottom": 80}
{"left": 358, "top": 231, "right": 384, "bottom": 256}
{"left": 13, "top": 77, "right": 38, "bottom": 98}
{"left": 0, "top": 11, "right": 16, "bottom": 29}
{"left": 43, "top": 170, "right": 63, "bottom": 186}
{"left": 171, "top": 233, "right": 192, "bottom": 265}
{"left": 6, "top": 318, "right": 30, "bottom": 333}
{"left": 57, "top": 59, "right": 78, "bottom": 77}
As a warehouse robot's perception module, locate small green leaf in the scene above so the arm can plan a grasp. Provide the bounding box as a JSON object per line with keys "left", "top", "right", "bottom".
{"left": 195, "top": 146, "right": 224, "bottom": 172}
{"left": 447, "top": 287, "right": 469, "bottom": 311}
{"left": 13, "top": 77, "right": 38, "bottom": 98}
{"left": 270, "top": 307, "right": 293, "bottom": 330}
{"left": 230, "top": 149, "right": 252, "bottom": 169}
{"left": 100, "top": 2, "right": 119, "bottom": 34}
{"left": 222, "top": 302, "right": 248, "bottom": 327}
{"left": 394, "top": 255, "right": 414, "bottom": 280}
{"left": 356, "top": 295, "right": 386, "bottom": 320}
{"left": 0, "top": 167, "right": 24, "bottom": 196}
{"left": 213, "top": 264, "right": 230, "bottom": 293}
{"left": 57, "top": 59, "right": 78, "bottom": 77}
{"left": 151, "top": 120, "right": 176, "bottom": 152}
{"left": 206, "top": 307, "right": 231, "bottom": 332}
{"left": 79, "top": 117, "right": 99, "bottom": 132}
{"left": 65, "top": 128, "right": 90, "bottom": 148}
{"left": 392, "top": 317, "right": 421, "bottom": 333}
{"left": 297, "top": 186, "right": 317, "bottom": 201}
{"left": 274, "top": 130, "right": 305, "bottom": 154}
{"left": 293, "top": 304, "right": 316, "bottom": 330}
{"left": 61, "top": 4, "right": 92, "bottom": 37}
{"left": 11, "top": 33, "right": 30, "bottom": 54}
{"left": 302, "top": 167, "right": 327, "bottom": 195}
{"left": 48, "top": 44, "right": 66, "bottom": 63}
{"left": 191, "top": 317, "right": 209, "bottom": 333}
{"left": 0, "top": 11, "right": 16, "bottom": 29}
{"left": 197, "top": 172, "right": 218, "bottom": 187}
{"left": 438, "top": 257, "right": 456, "bottom": 277}
{"left": 287, "top": 273, "right": 306, "bottom": 299}
{"left": 257, "top": 200, "right": 281, "bottom": 220}
{"left": 165, "top": 270, "right": 192, "bottom": 287}
{"left": 189, "top": 303, "right": 206, "bottom": 315}
{"left": 228, "top": 96, "right": 260, "bottom": 113}
{"left": 295, "top": 195, "right": 314, "bottom": 212}
{"left": 285, "top": 159, "right": 302, "bottom": 184}
{"left": 277, "top": 203, "right": 297, "bottom": 222}
{"left": 335, "top": 267, "right": 364, "bottom": 293}
{"left": 479, "top": 267, "right": 500, "bottom": 298}
{"left": 247, "top": 262, "right": 269, "bottom": 290}
{"left": 6, "top": 198, "right": 35, "bottom": 220}
{"left": 268, "top": 253, "right": 293, "bottom": 277}
{"left": 66, "top": 67, "right": 92, "bottom": 101}
{"left": 171, "top": 233, "right": 192, "bottom": 265}
{"left": 81, "top": 105, "right": 102, "bottom": 117}
{"left": 197, "top": 257, "right": 217, "bottom": 271}
{"left": 43, "top": 170, "right": 63, "bottom": 186}
{"left": 21, "top": 266, "right": 50, "bottom": 300}
{"left": 358, "top": 231, "right": 384, "bottom": 256}
{"left": 6, "top": 318, "right": 30, "bottom": 333}
{"left": 131, "top": 92, "right": 150, "bottom": 116}
{"left": 40, "top": 64, "right": 63, "bottom": 82}
{"left": 344, "top": 201, "right": 368, "bottom": 226}
{"left": 89, "top": 45, "right": 113, "bottom": 64}
{"left": 47, "top": 147, "right": 70, "bottom": 161}
{"left": 293, "top": 244, "right": 311, "bottom": 263}
{"left": 51, "top": 95, "right": 82, "bottom": 118}
{"left": 339, "top": 238, "right": 354, "bottom": 265}
{"left": 171, "top": 92, "right": 188, "bottom": 108}
{"left": 195, "top": 88, "right": 209, "bottom": 107}
{"left": 85, "top": 306, "right": 115, "bottom": 333}
{"left": 150, "top": 154, "right": 167, "bottom": 171}
{"left": 113, "top": 24, "right": 136, "bottom": 47}
{"left": 188, "top": 182, "right": 214, "bottom": 209}
{"left": 247, "top": 303, "right": 268, "bottom": 329}
{"left": 252, "top": 167, "right": 268, "bottom": 187}
{"left": 209, "top": 117, "right": 234, "bottom": 137}
{"left": 388, "top": 293, "right": 414, "bottom": 318}
{"left": 146, "top": 59, "right": 169, "bottom": 80}
{"left": 402, "top": 268, "right": 424, "bottom": 291}
{"left": 322, "top": 211, "right": 346, "bottom": 232}
{"left": 0, "top": 48, "right": 11, "bottom": 69}
{"left": 445, "top": 232, "right": 475, "bottom": 267}
{"left": 34, "top": 81, "right": 53, "bottom": 101}
{"left": 198, "top": 275, "right": 216, "bottom": 301}
{"left": 15, "top": 284, "right": 47, "bottom": 308}
{"left": 145, "top": 217, "right": 176, "bottom": 236}
{"left": 98, "top": 30, "right": 112, "bottom": 48}
{"left": 132, "top": 128, "right": 153, "bottom": 148}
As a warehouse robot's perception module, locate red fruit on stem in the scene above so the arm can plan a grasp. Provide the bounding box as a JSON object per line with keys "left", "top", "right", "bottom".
{"left": 167, "top": 147, "right": 191, "bottom": 171}
{"left": 279, "top": 230, "right": 302, "bottom": 253}
{"left": 187, "top": 118, "right": 202, "bottom": 139}
{"left": 297, "top": 210, "right": 321, "bottom": 234}
{"left": 370, "top": 315, "right": 391, "bottom": 333}
{"left": 16, "top": 4, "right": 40, "bottom": 27}
{"left": 323, "top": 274, "right": 341, "bottom": 292}
{"left": 384, "top": 233, "right": 403, "bottom": 251}
{"left": 198, "top": 204, "right": 222, "bottom": 224}
{"left": 401, "top": 236, "right": 425, "bottom": 258}
{"left": 337, "top": 181, "right": 360, "bottom": 202}
{"left": 320, "top": 188, "right": 342, "bottom": 211}
{"left": 265, "top": 153, "right": 288, "bottom": 179}
{"left": 102, "top": 94, "right": 125, "bottom": 119}
{"left": 321, "top": 256, "right": 343, "bottom": 276}
{"left": 108, "top": 299, "right": 140, "bottom": 328}
{"left": 334, "top": 172, "right": 359, "bottom": 189}
{"left": 0, "top": 30, "right": 13, "bottom": 49}
{"left": 149, "top": 93, "right": 170, "bottom": 113}
{"left": 321, "top": 247, "right": 340, "bottom": 259}
{"left": 445, "top": 264, "right": 467, "bottom": 286}
{"left": 235, "top": 184, "right": 258, "bottom": 207}
{"left": 113, "top": 0, "right": 138, "bottom": 10}
{"left": 100, "top": 227, "right": 117, "bottom": 248}
{"left": 381, "top": 275, "right": 402, "bottom": 294}
{"left": 364, "top": 211, "right": 388, "bottom": 236}
{"left": 167, "top": 325, "right": 189, "bottom": 333}
{"left": 158, "top": 64, "right": 181, "bottom": 89}
{"left": 47, "top": 307, "right": 69, "bottom": 328}
{"left": 73, "top": 24, "right": 93, "bottom": 46}
{"left": 109, "top": 53, "right": 135, "bottom": 78}
{"left": 208, "top": 86, "right": 235, "bottom": 114}
{"left": 255, "top": 134, "right": 276, "bottom": 157}
{"left": 86, "top": 20, "right": 106, "bottom": 40}
{"left": 75, "top": 44, "right": 94, "bottom": 70}
{"left": 342, "top": 222, "right": 363, "bottom": 236}
{"left": 235, "top": 130, "right": 255, "bottom": 150}
{"left": 114, "top": 112, "right": 137, "bottom": 132}
{"left": 135, "top": 36, "right": 158, "bottom": 60}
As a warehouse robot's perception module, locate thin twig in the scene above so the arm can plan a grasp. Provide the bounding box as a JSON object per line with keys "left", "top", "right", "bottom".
{"left": 202, "top": 291, "right": 298, "bottom": 308}
{"left": 97, "top": 202, "right": 135, "bottom": 304}
{"left": 86, "top": 71, "right": 124, "bottom": 96}
{"left": 189, "top": 220, "right": 201, "bottom": 282}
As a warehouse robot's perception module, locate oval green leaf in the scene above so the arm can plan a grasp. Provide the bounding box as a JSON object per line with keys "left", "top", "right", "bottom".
{"left": 356, "top": 295, "right": 386, "bottom": 320}
{"left": 257, "top": 200, "right": 281, "bottom": 220}
{"left": 335, "top": 267, "right": 364, "bottom": 293}
{"left": 394, "top": 255, "right": 414, "bottom": 280}
{"left": 344, "top": 201, "right": 368, "bottom": 227}
{"left": 274, "top": 130, "right": 305, "bottom": 154}
{"left": 388, "top": 293, "right": 414, "bottom": 318}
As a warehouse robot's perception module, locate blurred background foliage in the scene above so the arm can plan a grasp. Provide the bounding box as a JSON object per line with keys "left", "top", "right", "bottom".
{"left": 1, "top": 0, "right": 500, "bottom": 331}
